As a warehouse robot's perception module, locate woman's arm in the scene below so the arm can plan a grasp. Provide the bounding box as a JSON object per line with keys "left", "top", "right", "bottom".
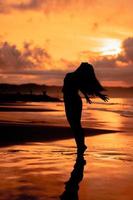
{"left": 95, "top": 92, "right": 109, "bottom": 102}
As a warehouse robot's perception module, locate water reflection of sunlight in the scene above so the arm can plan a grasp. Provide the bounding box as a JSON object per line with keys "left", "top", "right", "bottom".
{"left": 0, "top": 143, "right": 76, "bottom": 200}
{"left": 82, "top": 98, "right": 126, "bottom": 130}
{"left": 92, "top": 110, "right": 122, "bottom": 130}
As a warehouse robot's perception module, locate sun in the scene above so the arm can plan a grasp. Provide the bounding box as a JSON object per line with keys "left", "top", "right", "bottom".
{"left": 100, "top": 38, "right": 122, "bottom": 56}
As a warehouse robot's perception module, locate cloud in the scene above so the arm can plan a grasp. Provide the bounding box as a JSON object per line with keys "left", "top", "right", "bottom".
{"left": 0, "top": 40, "right": 76, "bottom": 73}
{"left": 0, "top": 37, "right": 133, "bottom": 86}
{"left": 0, "top": 0, "right": 44, "bottom": 13}
{"left": 84, "top": 37, "right": 133, "bottom": 68}
{"left": 0, "top": 0, "right": 44, "bottom": 14}
{"left": 122, "top": 37, "right": 133, "bottom": 62}
{"left": 0, "top": 0, "right": 99, "bottom": 14}
{"left": 0, "top": 41, "right": 51, "bottom": 71}
{"left": 9, "top": 0, "right": 72, "bottom": 14}
{"left": 90, "top": 37, "right": 133, "bottom": 86}
{"left": 0, "top": 42, "right": 33, "bottom": 70}
{"left": 93, "top": 56, "right": 116, "bottom": 68}
{"left": 11, "top": 0, "right": 44, "bottom": 11}
{"left": 0, "top": 0, "right": 60, "bottom": 13}
{"left": 0, "top": 40, "right": 75, "bottom": 84}
{"left": 0, "top": 0, "right": 10, "bottom": 13}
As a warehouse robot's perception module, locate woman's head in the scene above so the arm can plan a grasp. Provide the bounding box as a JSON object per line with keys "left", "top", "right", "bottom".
{"left": 74, "top": 62, "right": 105, "bottom": 94}
{"left": 74, "top": 62, "right": 95, "bottom": 79}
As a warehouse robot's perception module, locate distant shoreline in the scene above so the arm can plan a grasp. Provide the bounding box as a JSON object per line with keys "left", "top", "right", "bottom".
{"left": 0, "top": 93, "right": 61, "bottom": 103}
{"left": 0, "top": 83, "right": 133, "bottom": 98}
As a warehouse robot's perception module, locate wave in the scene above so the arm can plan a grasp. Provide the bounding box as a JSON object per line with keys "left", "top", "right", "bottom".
{"left": 88, "top": 107, "right": 133, "bottom": 118}
{"left": 94, "top": 102, "right": 120, "bottom": 106}
{"left": 119, "top": 111, "right": 133, "bottom": 118}
{"left": 93, "top": 151, "right": 133, "bottom": 162}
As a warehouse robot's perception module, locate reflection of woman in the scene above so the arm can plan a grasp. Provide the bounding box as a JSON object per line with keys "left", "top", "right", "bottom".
{"left": 62, "top": 62, "right": 109, "bottom": 155}
{"left": 60, "top": 156, "right": 86, "bottom": 200}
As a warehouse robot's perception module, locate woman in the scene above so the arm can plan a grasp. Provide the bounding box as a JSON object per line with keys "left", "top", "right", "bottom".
{"left": 62, "top": 62, "right": 109, "bottom": 155}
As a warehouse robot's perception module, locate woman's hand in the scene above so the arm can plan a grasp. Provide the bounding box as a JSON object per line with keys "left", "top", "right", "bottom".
{"left": 86, "top": 97, "right": 93, "bottom": 104}
{"left": 99, "top": 93, "right": 109, "bottom": 102}
{"left": 81, "top": 90, "right": 93, "bottom": 104}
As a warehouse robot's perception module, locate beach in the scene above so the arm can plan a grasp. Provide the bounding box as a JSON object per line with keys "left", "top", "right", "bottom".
{"left": 0, "top": 98, "right": 133, "bottom": 200}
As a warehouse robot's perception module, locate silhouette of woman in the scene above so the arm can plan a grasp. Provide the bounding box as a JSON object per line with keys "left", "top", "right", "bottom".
{"left": 62, "top": 62, "right": 109, "bottom": 155}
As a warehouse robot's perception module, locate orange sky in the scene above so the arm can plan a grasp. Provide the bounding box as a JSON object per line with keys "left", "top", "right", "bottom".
{"left": 0, "top": 0, "right": 133, "bottom": 86}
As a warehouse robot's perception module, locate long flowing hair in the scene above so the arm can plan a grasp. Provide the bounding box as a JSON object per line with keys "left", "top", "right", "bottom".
{"left": 74, "top": 62, "right": 105, "bottom": 95}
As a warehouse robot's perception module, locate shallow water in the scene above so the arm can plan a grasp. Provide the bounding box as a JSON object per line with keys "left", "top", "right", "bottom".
{"left": 0, "top": 98, "right": 133, "bottom": 130}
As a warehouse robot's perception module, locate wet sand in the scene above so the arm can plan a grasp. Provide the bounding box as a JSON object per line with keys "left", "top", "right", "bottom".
{"left": 0, "top": 99, "right": 133, "bottom": 200}
{"left": 0, "top": 132, "right": 132, "bottom": 200}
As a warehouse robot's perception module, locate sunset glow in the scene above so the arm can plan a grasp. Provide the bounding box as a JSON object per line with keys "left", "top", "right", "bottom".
{"left": 0, "top": 0, "right": 133, "bottom": 86}
{"left": 100, "top": 39, "right": 121, "bottom": 56}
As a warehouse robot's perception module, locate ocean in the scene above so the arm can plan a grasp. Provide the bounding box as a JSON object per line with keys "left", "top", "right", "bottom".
{"left": 0, "top": 97, "right": 133, "bottom": 131}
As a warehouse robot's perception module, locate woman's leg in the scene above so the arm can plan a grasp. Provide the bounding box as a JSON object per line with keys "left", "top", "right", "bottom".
{"left": 65, "top": 99, "right": 86, "bottom": 152}
{"left": 70, "top": 121, "right": 86, "bottom": 151}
